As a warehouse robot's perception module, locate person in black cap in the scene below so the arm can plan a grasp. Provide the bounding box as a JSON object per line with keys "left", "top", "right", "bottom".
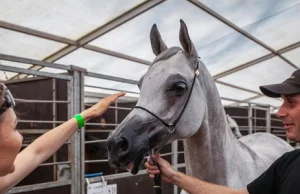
{"left": 259, "top": 69, "right": 300, "bottom": 143}
{"left": 260, "top": 69, "right": 300, "bottom": 98}
{"left": 146, "top": 69, "right": 300, "bottom": 194}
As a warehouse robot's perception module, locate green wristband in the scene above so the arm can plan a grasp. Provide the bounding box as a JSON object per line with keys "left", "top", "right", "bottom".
{"left": 74, "top": 114, "right": 85, "bottom": 128}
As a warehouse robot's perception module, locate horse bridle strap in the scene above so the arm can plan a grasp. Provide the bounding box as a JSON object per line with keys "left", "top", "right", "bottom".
{"left": 132, "top": 61, "right": 199, "bottom": 194}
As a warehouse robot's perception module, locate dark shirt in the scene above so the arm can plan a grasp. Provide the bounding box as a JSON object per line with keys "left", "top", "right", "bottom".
{"left": 247, "top": 149, "right": 300, "bottom": 194}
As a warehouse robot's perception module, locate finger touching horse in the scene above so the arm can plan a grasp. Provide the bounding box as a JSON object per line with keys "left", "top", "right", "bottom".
{"left": 107, "top": 20, "right": 293, "bottom": 189}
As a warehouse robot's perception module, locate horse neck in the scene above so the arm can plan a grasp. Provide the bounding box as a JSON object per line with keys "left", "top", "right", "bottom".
{"left": 184, "top": 65, "right": 239, "bottom": 185}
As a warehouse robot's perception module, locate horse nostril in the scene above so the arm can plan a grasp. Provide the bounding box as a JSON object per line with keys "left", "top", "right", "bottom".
{"left": 116, "top": 137, "right": 131, "bottom": 158}
{"left": 116, "top": 137, "right": 128, "bottom": 150}
{"left": 107, "top": 136, "right": 131, "bottom": 157}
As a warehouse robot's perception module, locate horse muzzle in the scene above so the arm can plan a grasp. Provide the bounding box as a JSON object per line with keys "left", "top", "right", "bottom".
{"left": 106, "top": 113, "right": 160, "bottom": 174}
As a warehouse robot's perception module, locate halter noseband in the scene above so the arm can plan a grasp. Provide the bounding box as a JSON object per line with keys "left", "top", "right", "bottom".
{"left": 132, "top": 60, "right": 200, "bottom": 194}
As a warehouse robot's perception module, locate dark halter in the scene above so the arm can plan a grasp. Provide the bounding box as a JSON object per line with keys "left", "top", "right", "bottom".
{"left": 132, "top": 60, "right": 200, "bottom": 194}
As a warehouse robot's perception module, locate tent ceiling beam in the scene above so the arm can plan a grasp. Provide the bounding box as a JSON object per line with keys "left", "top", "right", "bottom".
{"left": 9, "top": 0, "right": 164, "bottom": 79}
{"left": 189, "top": 0, "right": 298, "bottom": 75}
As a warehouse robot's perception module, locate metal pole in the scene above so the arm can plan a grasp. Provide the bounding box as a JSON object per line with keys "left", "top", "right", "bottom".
{"left": 52, "top": 78, "right": 57, "bottom": 181}
{"left": 7, "top": 180, "right": 72, "bottom": 193}
{"left": 70, "top": 71, "right": 81, "bottom": 194}
{"left": 172, "top": 141, "right": 178, "bottom": 194}
{"left": 0, "top": 53, "right": 71, "bottom": 70}
{"left": 114, "top": 95, "right": 118, "bottom": 175}
{"left": 14, "top": 98, "right": 69, "bottom": 103}
{"left": 254, "top": 108, "right": 257, "bottom": 133}
{"left": 67, "top": 78, "right": 73, "bottom": 192}
{"left": 115, "top": 101, "right": 118, "bottom": 124}
{"left": 69, "top": 65, "right": 87, "bottom": 194}
{"left": 266, "top": 106, "right": 271, "bottom": 133}
{"left": 248, "top": 103, "right": 253, "bottom": 135}
{"left": 0, "top": 64, "right": 72, "bottom": 80}
{"left": 80, "top": 72, "right": 86, "bottom": 194}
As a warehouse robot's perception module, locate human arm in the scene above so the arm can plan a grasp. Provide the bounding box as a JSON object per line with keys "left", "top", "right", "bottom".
{"left": 146, "top": 154, "right": 248, "bottom": 194}
{"left": 0, "top": 92, "right": 125, "bottom": 193}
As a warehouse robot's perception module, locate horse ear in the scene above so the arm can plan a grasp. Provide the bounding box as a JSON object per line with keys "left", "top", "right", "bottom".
{"left": 179, "top": 19, "right": 197, "bottom": 57}
{"left": 150, "top": 24, "right": 168, "bottom": 56}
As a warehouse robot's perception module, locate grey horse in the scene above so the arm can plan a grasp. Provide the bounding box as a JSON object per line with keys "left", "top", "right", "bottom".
{"left": 227, "top": 114, "right": 243, "bottom": 139}
{"left": 107, "top": 20, "right": 293, "bottom": 190}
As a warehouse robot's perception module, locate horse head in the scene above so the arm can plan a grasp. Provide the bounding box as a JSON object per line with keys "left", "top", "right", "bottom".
{"left": 107, "top": 20, "right": 210, "bottom": 174}
{"left": 227, "top": 114, "right": 242, "bottom": 139}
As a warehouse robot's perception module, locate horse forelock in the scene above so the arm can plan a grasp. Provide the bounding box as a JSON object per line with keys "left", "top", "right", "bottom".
{"left": 138, "top": 47, "right": 192, "bottom": 88}
{"left": 151, "top": 47, "right": 182, "bottom": 65}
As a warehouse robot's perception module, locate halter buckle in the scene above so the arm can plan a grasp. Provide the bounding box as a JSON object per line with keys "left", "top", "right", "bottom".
{"left": 167, "top": 125, "right": 175, "bottom": 134}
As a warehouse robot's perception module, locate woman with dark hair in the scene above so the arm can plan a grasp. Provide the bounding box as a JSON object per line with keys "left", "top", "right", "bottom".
{"left": 0, "top": 83, "right": 125, "bottom": 193}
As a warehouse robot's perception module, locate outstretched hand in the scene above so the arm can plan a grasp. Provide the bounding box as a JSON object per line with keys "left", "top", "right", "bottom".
{"left": 81, "top": 92, "right": 126, "bottom": 121}
{"left": 145, "top": 154, "right": 178, "bottom": 183}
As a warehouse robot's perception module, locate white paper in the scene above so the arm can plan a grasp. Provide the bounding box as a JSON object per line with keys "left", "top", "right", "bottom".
{"left": 87, "top": 182, "right": 117, "bottom": 194}
{"left": 87, "top": 181, "right": 107, "bottom": 194}
{"left": 106, "top": 184, "right": 117, "bottom": 194}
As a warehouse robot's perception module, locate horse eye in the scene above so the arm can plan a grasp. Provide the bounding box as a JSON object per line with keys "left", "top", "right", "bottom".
{"left": 172, "top": 82, "right": 187, "bottom": 94}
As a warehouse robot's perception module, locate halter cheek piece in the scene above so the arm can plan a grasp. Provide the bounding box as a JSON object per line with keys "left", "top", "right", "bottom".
{"left": 132, "top": 61, "right": 199, "bottom": 194}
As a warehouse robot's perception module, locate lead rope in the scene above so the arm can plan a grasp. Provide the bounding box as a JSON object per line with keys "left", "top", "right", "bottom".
{"left": 133, "top": 61, "right": 200, "bottom": 194}
{"left": 150, "top": 129, "right": 173, "bottom": 194}
{"left": 130, "top": 110, "right": 174, "bottom": 194}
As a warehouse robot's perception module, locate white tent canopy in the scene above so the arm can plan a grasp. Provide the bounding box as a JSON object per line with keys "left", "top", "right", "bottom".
{"left": 1, "top": 0, "right": 299, "bottom": 107}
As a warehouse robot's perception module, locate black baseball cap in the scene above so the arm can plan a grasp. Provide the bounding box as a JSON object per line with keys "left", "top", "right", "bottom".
{"left": 260, "top": 69, "right": 300, "bottom": 98}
